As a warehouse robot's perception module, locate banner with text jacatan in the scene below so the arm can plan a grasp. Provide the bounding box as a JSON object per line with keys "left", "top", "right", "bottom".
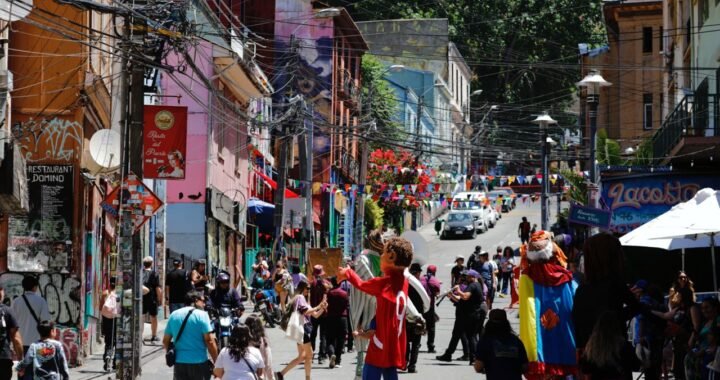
{"left": 143, "top": 105, "right": 188, "bottom": 179}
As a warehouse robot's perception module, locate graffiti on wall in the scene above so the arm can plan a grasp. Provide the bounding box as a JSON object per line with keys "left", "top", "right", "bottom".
{"left": 0, "top": 272, "right": 81, "bottom": 326}
{"left": 11, "top": 118, "right": 83, "bottom": 163}
{"left": 54, "top": 325, "right": 80, "bottom": 366}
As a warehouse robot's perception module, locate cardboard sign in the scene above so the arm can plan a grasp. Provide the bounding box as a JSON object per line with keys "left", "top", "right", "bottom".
{"left": 101, "top": 173, "right": 163, "bottom": 231}
{"left": 143, "top": 105, "right": 188, "bottom": 179}
{"left": 308, "top": 248, "right": 343, "bottom": 282}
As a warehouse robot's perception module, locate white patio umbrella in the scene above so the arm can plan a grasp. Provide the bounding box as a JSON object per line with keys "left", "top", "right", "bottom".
{"left": 619, "top": 188, "right": 719, "bottom": 270}
{"left": 647, "top": 189, "right": 720, "bottom": 291}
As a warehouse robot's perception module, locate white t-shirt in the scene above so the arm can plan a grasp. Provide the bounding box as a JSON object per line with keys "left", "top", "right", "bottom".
{"left": 488, "top": 260, "right": 499, "bottom": 286}
{"left": 215, "top": 346, "right": 265, "bottom": 380}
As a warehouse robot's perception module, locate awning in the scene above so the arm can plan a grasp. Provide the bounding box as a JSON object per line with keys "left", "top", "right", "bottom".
{"left": 248, "top": 198, "right": 275, "bottom": 233}
{"left": 254, "top": 169, "right": 299, "bottom": 198}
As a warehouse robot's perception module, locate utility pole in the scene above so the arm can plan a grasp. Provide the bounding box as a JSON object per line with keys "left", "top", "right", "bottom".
{"left": 298, "top": 100, "right": 312, "bottom": 264}
{"left": 415, "top": 96, "right": 424, "bottom": 162}
{"left": 532, "top": 113, "right": 557, "bottom": 232}
{"left": 116, "top": 12, "right": 146, "bottom": 380}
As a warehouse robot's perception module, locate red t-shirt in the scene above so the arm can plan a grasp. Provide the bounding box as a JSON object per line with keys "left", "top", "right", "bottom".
{"left": 346, "top": 267, "right": 409, "bottom": 369}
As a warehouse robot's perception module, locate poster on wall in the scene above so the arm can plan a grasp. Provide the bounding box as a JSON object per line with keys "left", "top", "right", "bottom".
{"left": 101, "top": 173, "right": 163, "bottom": 231}
{"left": 601, "top": 173, "right": 720, "bottom": 234}
{"left": 143, "top": 105, "right": 188, "bottom": 179}
{"left": 7, "top": 165, "right": 74, "bottom": 273}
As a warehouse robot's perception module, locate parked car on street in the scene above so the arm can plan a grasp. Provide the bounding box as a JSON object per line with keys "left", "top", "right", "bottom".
{"left": 441, "top": 211, "right": 479, "bottom": 239}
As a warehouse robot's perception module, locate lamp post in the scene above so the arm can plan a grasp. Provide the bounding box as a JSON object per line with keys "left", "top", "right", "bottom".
{"left": 532, "top": 112, "right": 557, "bottom": 231}
{"left": 577, "top": 70, "right": 611, "bottom": 186}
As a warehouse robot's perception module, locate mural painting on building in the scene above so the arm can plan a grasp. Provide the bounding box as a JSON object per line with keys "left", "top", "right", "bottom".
{"left": 11, "top": 118, "right": 83, "bottom": 163}
{"left": 7, "top": 165, "right": 74, "bottom": 273}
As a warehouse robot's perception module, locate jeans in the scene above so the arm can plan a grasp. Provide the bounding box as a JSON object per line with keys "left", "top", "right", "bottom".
{"left": 174, "top": 362, "right": 211, "bottom": 380}
{"left": 325, "top": 316, "right": 348, "bottom": 364}
{"left": 311, "top": 317, "right": 327, "bottom": 359}
{"left": 405, "top": 329, "right": 421, "bottom": 370}
{"left": 500, "top": 272, "right": 512, "bottom": 294}
{"left": 362, "top": 363, "right": 398, "bottom": 380}
{"left": 169, "top": 303, "right": 185, "bottom": 314}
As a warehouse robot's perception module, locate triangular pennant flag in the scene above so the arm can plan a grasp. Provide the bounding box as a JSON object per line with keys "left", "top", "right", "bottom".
{"left": 550, "top": 177, "right": 557, "bottom": 185}
{"left": 312, "top": 182, "right": 321, "bottom": 195}
{"left": 508, "top": 176, "right": 516, "bottom": 184}
{"left": 500, "top": 178, "right": 507, "bottom": 186}
{"left": 526, "top": 175, "right": 534, "bottom": 184}
{"left": 538, "top": 178, "right": 543, "bottom": 184}
{"left": 517, "top": 176, "right": 525, "bottom": 185}
{"left": 365, "top": 185, "right": 372, "bottom": 194}
{"left": 396, "top": 185, "right": 403, "bottom": 192}
{"left": 411, "top": 184, "right": 417, "bottom": 193}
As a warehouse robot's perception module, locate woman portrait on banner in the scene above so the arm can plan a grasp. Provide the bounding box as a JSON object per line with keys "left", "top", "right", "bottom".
{"left": 158, "top": 150, "right": 185, "bottom": 178}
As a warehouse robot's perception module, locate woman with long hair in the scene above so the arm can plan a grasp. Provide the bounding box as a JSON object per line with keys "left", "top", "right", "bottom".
{"left": 685, "top": 298, "right": 720, "bottom": 380}
{"left": 499, "top": 246, "right": 515, "bottom": 296}
{"left": 473, "top": 309, "right": 528, "bottom": 379}
{"left": 580, "top": 312, "right": 639, "bottom": 379}
{"left": 213, "top": 324, "right": 265, "bottom": 380}
{"left": 272, "top": 261, "right": 293, "bottom": 312}
{"left": 669, "top": 271, "right": 696, "bottom": 309}
{"left": 246, "top": 315, "right": 274, "bottom": 380}
{"left": 276, "top": 279, "right": 327, "bottom": 380}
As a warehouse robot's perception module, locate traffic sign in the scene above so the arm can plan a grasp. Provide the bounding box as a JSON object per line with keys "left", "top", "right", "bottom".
{"left": 101, "top": 173, "right": 163, "bottom": 232}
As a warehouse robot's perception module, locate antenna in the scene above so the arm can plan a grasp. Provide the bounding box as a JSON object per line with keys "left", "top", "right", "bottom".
{"left": 88, "top": 129, "right": 121, "bottom": 173}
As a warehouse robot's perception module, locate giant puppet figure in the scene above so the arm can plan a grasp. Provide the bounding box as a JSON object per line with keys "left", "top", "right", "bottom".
{"left": 518, "top": 230, "right": 578, "bottom": 379}
{"left": 339, "top": 231, "right": 429, "bottom": 380}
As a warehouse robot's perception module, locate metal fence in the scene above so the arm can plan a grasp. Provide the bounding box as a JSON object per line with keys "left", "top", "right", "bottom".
{"left": 652, "top": 94, "right": 719, "bottom": 159}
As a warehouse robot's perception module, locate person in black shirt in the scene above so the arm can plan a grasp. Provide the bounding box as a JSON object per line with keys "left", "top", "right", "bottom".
{"left": 450, "top": 255, "right": 465, "bottom": 287}
{"left": 165, "top": 259, "right": 190, "bottom": 314}
{"left": 0, "top": 285, "right": 22, "bottom": 380}
{"left": 466, "top": 246, "right": 482, "bottom": 273}
{"left": 474, "top": 309, "right": 528, "bottom": 380}
{"left": 142, "top": 256, "right": 161, "bottom": 342}
{"left": 437, "top": 269, "right": 486, "bottom": 364}
{"left": 405, "top": 264, "right": 424, "bottom": 373}
{"left": 580, "top": 311, "right": 639, "bottom": 380}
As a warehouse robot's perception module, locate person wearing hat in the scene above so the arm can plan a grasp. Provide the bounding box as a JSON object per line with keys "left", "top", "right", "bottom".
{"left": 437, "top": 269, "right": 486, "bottom": 364}
{"left": 474, "top": 309, "right": 528, "bottom": 379}
{"left": 166, "top": 259, "right": 191, "bottom": 314}
{"left": 421, "top": 265, "right": 442, "bottom": 353}
{"left": 310, "top": 264, "right": 329, "bottom": 364}
{"left": 451, "top": 255, "right": 466, "bottom": 287}
{"left": 142, "top": 256, "right": 162, "bottom": 342}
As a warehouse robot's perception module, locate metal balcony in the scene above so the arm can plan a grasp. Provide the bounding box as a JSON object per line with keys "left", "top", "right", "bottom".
{"left": 651, "top": 94, "right": 720, "bottom": 163}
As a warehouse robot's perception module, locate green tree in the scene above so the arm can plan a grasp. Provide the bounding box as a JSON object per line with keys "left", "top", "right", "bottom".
{"left": 364, "top": 198, "right": 385, "bottom": 230}
{"left": 557, "top": 168, "right": 587, "bottom": 205}
{"left": 331, "top": 0, "right": 605, "bottom": 113}
{"left": 596, "top": 129, "right": 622, "bottom": 165}
{"left": 361, "top": 54, "right": 404, "bottom": 149}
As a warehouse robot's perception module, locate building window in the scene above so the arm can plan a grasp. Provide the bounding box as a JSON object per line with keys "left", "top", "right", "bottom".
{"left": 643, "top": 27, "right": 653, "bottom": 53}
{"left": 643, "top": 93, "right": 653, "bottom": 130}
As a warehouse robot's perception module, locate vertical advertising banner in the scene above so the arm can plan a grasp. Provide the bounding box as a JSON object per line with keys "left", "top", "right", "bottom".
{"left": 7, "top": 165, "right": 74, "bottom": 273}
{"left": 143, "top": 105, "right": 188, "bottom": 179}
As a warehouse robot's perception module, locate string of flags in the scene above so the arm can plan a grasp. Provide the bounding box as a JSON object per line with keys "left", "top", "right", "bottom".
{"left": 470, "top": 173, "right": 575, "bottom": 187}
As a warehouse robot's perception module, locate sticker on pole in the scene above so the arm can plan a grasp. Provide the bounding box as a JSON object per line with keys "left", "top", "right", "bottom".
{"left": 101, "top": 173, "right": 163, "bottom": 231}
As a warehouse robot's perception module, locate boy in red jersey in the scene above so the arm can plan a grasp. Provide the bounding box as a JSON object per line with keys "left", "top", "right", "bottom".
{"left": 338, "top": 237, "right": 413, "bottom": 380}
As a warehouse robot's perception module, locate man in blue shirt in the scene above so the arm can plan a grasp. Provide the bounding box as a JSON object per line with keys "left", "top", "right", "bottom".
{"left": 163, "top": 291, "right": 218, "bottom": 380}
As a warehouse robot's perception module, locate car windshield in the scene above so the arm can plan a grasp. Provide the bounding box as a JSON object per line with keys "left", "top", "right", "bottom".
{"left": 448, "top": 213, "right": 471, "bottom": 222}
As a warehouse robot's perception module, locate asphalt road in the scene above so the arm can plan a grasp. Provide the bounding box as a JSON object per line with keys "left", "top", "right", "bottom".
{"left": 72, "top": 200, "right": 546, "bottom": 380}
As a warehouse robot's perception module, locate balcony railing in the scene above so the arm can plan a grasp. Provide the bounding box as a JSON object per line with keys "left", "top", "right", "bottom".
{"left": 651, "top": 94, "right": 719, "bottom": 159}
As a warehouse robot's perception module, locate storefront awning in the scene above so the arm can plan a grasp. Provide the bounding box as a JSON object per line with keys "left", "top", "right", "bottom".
{"left": 254, "top": 169, "right": 299, "bottom": 198}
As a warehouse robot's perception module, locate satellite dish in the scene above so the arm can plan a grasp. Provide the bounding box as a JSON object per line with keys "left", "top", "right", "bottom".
{"left": 0, "top": 0, "right": 32, "bottom": 22}
{"left": 401, "top": 230, "right": 429, "bottom": 265}
{"left": 89, "top": 129, "right": 121, "bottom": 171}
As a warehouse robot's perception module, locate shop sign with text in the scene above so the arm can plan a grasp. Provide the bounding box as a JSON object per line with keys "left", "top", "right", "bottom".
{"left": 143, "top": 105, "right": 188, "bottom": 179}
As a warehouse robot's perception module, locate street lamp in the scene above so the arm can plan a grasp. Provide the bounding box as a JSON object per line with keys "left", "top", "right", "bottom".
{"left": 577, "top": 70, "right": 611, "bottom": 186}
{"left": 532, "top": 112, "right": 558, "bottom": 231}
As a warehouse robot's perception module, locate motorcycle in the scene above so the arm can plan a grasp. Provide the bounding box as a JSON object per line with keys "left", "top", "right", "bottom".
{"left": 209, "top": 306, "right": 242, "bottom": 349}
{"left": 252, "top": 288, "right": 281, "bottom": 328}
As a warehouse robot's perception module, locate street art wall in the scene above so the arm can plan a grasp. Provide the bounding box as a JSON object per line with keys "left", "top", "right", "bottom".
{"left": 601, "top": 172, "right": 720, "bottom": 234}
{"left": 11, "top": 118, "right": 82, "bottom": 163}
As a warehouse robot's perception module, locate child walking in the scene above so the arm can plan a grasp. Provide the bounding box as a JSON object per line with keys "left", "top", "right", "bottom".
{"left": 16, "top": 321, "right": 70, "bottom": 380}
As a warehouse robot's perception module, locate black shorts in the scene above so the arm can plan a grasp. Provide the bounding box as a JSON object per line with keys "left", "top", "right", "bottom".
{"left": 143, "top": 298, "right": 158, "bottom": 316}
{"left": 303, "top": 322, "right": 313, "bottom": 344}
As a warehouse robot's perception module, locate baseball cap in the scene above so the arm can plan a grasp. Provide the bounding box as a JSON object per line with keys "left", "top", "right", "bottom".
{"left": 427, "top": 265, "right": 437, "bottom": 274}
{"left": 455, "top": 255, "right": 465, "bottom": 262}
{"left": 479, "top": 251, "right": 489, "bottom": 256}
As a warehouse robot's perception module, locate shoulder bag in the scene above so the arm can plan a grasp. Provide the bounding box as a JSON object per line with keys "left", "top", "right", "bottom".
{"left": 165, "top": 309, "right": 195, "bottom": 367}
{"left": 241, "top": 356, "right": 259, "bottom": 380}
{"left": 285, "top": 299, "right": 304, "bottom": 343}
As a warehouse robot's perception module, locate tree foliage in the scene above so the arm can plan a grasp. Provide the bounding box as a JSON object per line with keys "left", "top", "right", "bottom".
{"left": 557, "top": 168, "right": 588, "bottom": 205}
{"left": 361, "top": 54, "right": 404, "bottom": 149}
{"left": 364, "top": 198, "right": 385, "bottom": 230}
{"left": 330, "top": 0, "right": 605, "bottom": 111}
{"left": 596, "top": 128, "right": 622, "bottom": 165}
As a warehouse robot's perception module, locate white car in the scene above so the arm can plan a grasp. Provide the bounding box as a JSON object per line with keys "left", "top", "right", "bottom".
{"left": 482, "top": 204, "right": 496, "bottom": 228}
{"left": 487, "top": 206, "right": 500, "bottom": 223}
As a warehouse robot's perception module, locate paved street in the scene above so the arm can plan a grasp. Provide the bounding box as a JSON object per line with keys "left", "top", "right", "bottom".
{"left": 71, "top": 201, "right": 546, "bottom": 380}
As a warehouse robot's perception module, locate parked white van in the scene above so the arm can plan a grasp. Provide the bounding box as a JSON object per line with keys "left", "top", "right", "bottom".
{"left": 450, "top": 192, "right": 491, "bottom": 232}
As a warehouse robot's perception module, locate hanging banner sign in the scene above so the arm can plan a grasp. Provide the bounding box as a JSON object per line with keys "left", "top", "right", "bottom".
{"left": 143, "top": 105, "right": 188, "bottom": 179}
{"left": 101, "top": 173, "right": 163, "bottom": 232}
{"left": 568, "top": 204, "right": 612, "bottom": 229}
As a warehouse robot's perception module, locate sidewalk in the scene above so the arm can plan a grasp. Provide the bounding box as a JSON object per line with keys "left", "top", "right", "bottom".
{"left": 69, "top": 319, "right": 168, "bottom": 380}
